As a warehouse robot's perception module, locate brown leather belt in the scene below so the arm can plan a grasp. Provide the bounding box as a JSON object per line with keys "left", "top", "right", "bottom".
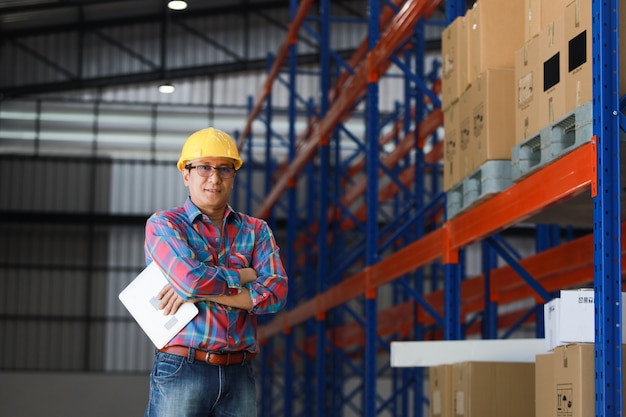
{"left": 158, "top": 345, "right": 256, "bottom": 366}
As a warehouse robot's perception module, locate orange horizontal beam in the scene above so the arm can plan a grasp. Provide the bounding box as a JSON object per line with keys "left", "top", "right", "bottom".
{"left": 263, "top": 227, "right": 619, "bottom": 345}
{"left": 490, "top": 232, "right": 598, "bottom": 299}
{"left": 285, "top": 296, "right": 319, "bottom": 328}
{"left": 448, "top": 140, "right": 596, "bottom": 250}
{"left": 460, "top": 231, "right": 596, "bottom": 310}
{"left": 415, "top": 227, "right": 601, "bottom": 326}
{"left": 498, "top": 265, "right": 594, "bottom": 305}
{"left": 257, "top": 312, "right": 287, "bottom": 341}
{"left": 369, "top": 0, "right": 442, "bottom": 73}
{"left": 457, "top": 223, "right": 626, "bottom": 319}
{"left": 370, "top": 227, "right": 446, "bottom": 288}
{"left": 262, "top": 232, "right": 622, "bottom": 344}
{"left": 321, "top": 270, "right": 367, "bottom": 312}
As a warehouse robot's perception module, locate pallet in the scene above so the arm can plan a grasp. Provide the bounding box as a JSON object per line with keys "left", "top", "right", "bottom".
{"left": 447, "top": 160, "right": 512, "bottom": 219}
{"left": 511, "top": 101, "right": 592, "bottom": 182}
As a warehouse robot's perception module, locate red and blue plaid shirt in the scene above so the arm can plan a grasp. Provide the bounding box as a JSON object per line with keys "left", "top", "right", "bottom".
{"left": 144, "top": 197, "right": 288, "bottom": 353}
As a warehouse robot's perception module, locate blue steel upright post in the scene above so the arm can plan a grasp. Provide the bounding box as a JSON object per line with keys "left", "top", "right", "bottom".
{"left": 592, "top": 0, "right": 622, "bottom": 416}
{"left": 365, "top": 1, "right": 380, "bottom": 417}
{"left": 283, "top": 2, "right": 299, "bottom": 417}
{"left": 316, "top": 0, "right": 331, "bottom": 415}
{"left": 443, "top": 0, "right": 466, "bottom": 342}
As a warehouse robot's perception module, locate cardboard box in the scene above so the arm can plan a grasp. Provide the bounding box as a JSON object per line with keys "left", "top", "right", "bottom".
{"left": 544, "top": 289, "right": 626, "bottom": 351}
{"left": 553, "top": 344, "right": 593, "bottom": 417}
{"left": 515, "top": 36, "right": 541, "bottom": 143}
{"left": 535, "top": 353, "right": 554, "bottom": 417}
{"left": 527, "top": 0, "right": 571, "bottom": 41}
{"left": 458, "top": 89, "right": 472, "bottom": 178}
{"left": 538, "top": 15, "right": 567, "bottom": 128}
{"left": 443, "top": 103, "right": 460, "bottom": 191}
{"left": 466, "top": 68, "right": 516, "bottom": 169}
{"left": 430, "top": 365, "right": 453, "bottom": 417}
{"left": 467, "top": 0, "right": 526, "bottom": 83}
{"left": 541, "top": 0, "right": 572, "bottom": 32}
{"left": 536, "top": 344, "right": 626, "bottom": 417}
{"left": 442, "top": 16, "right": 468, "bottom": 111}
{"left": 452, "top": 361, "right": 535, "bottom": 417}
{"left": 525, "top": 0, "right": 541, "bottom": 41}
{"left": 564, "top": 0, "right": 591, "bottom": 111}
{"left": 564, "top": 0, "right": 626, "bottom": 110}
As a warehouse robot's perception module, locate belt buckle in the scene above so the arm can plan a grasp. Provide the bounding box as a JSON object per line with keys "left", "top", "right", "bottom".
{"left": 204, "top": 351, "right": 212, "bottom": 364}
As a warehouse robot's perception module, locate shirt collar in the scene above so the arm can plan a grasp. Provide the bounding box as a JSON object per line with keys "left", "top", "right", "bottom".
{"left": 183, "top": 196, "right": 241, "bottom": 225}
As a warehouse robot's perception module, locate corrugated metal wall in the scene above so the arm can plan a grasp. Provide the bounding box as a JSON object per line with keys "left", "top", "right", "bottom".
{"left": 0, "top": 0, "right": 445, "bottom": 373}
{"left": 0, "top": 154, "right": 191, "bottom": 371}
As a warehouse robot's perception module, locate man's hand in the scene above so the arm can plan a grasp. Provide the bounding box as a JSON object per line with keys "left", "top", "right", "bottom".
{"left": 158, "top": 284, "right": 186, "bottom": 315}
{"left": 239, "top": 267, "right": 258, "bottom": 285}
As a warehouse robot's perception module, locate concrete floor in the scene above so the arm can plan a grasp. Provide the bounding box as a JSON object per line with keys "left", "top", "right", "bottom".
{"left": 0, "top": 372, "right": 148, "bottom": 417}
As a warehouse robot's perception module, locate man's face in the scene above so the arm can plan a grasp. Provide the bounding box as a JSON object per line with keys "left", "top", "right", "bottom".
{"left": 182, "top": 156, "right": 236, "bottom": 216}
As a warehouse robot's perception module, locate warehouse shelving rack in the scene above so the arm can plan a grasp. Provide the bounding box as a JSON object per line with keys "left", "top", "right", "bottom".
{"left": 235, "top": 1, "right": 623, "bottom": 416}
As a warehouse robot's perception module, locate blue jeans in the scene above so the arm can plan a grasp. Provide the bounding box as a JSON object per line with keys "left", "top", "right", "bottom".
{"left": 144, "top": 350, "right": 257, "bottom": 417}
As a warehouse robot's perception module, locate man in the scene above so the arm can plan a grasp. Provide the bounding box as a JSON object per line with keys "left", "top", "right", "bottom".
{"left": 143, "top": 127, "right": 288, "bottom": 417}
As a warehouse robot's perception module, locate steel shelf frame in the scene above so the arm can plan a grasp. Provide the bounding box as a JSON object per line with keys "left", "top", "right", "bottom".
{"left": 592, "top": 0, "right": 622, "bottom": 415}
{"left": 236, "top": 0, "right": 623, "bottom": 416}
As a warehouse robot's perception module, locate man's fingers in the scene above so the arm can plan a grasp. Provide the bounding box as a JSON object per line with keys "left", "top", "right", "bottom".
{"left": 158, "top": 284, "right": 170, "bottom": 300}
{"left": 158, "top": 284, "right": 183, "bottom": 315}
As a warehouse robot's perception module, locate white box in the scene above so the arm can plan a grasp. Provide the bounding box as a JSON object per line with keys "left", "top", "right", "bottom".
{"left": 543, "top": 297, "right": 561, "bottom": 351}
{"left": 544, "top": 289, "right": 626, "bottom": 351}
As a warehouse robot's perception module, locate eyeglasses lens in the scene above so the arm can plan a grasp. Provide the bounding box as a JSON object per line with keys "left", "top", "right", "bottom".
{"left": 189, "top": 165, "right": 235, "bottom": 178}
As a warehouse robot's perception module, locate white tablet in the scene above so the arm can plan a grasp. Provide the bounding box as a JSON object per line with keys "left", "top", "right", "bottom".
{"left": 119, "top": 262, "right": 199, "bottom": 348}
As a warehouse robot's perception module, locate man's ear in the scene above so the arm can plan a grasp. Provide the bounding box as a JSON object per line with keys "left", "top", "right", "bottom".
{"left": 182, "top": 168, "right": 190, "bottom": 186}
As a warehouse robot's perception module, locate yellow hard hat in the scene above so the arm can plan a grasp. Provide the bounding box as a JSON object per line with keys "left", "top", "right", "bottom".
{"left": 177, "top": 127, "right": 243, "bottom": 171}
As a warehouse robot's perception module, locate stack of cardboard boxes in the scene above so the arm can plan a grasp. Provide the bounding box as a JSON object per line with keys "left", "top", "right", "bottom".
{"left": 429, "top": 361, "right": 535, "bottom": 417}
{"left": 538, "top": 289, "right": 626, "bottom": 417}
{"left": 442, "top": 0, "right": 524, "bottom": 191}
{"left": 515, "top": 0, "right": 626, "bottom": 144}
{"left": 443, "top": 0, "right": 625, "bottom": 191}
{"left": 425, "top": 289, "right": 626, "bottom": 417}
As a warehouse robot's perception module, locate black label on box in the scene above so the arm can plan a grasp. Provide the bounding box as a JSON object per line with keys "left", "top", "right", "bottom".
{"left": 568, "top": 31, "right": 587, "bottom": 73}
{"left": 544, "top": 53, "right": 560, "bottom": 92}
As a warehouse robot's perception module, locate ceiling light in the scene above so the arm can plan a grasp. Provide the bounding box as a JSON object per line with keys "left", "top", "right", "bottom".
{"left": 168, "top": 1, "right": 188, "bottom": 11}
{"left": 158, "top": 83, "right": 175, "bottom": 94}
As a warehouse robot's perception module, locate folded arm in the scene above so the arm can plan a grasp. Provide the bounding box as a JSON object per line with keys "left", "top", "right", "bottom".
{"left": 158, "top": 267, "right": 257, "bottom": 314}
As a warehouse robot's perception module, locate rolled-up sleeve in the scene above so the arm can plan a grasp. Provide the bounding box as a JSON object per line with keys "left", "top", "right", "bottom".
{"left": 245, "top": 221, "right": 288, "bottom": 314}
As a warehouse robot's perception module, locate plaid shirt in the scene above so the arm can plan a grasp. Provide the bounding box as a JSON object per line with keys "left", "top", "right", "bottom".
{"left": 144, "top": 197, "right": 288, "bottom": 353}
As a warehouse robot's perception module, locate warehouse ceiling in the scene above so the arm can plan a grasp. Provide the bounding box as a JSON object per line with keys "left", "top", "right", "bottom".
{"left": 0, "top": 0, "right": 334, "bottom": 98}
{"left": 0, "top": 0, "right": 455, "bottom": 99}
{"left": 0, "top": 0, "right": 289, "bottom": 34}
